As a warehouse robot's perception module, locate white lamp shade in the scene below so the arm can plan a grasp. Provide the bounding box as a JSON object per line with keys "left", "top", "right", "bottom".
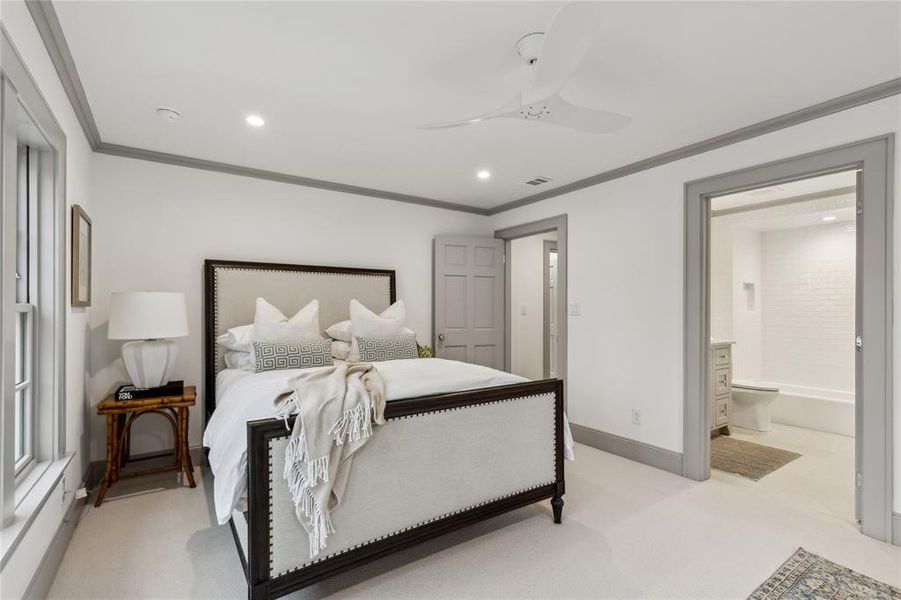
{"left": 108, "top": 292, "right": 189, "bottom": 340}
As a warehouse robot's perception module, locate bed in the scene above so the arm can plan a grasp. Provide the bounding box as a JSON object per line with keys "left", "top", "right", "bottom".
{"left": 202, "top": 259, "right": 566, "bottom": 600}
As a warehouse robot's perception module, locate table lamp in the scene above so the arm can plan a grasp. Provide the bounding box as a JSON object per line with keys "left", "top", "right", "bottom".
{"left": 108, "top": 291, "right": 189, "bottom": 389}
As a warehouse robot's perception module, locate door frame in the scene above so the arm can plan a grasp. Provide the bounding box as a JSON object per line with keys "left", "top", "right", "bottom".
{"left": 683, "top": 135, "right": 894, "bottom": 542}
{"left": 543, "top": 240, "right": 558, "bottom": 379}
{"left": 495, "top": 215, "right": 568, "bottom": 398}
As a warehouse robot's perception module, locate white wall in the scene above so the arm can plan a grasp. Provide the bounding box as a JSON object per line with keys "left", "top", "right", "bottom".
{"left": 731, "top": 227, "right": 763, "bottom": 381}
{"left": 87, "top": 154, "right": 490, "bottom": 459}
{"left": 761, "top": 222, "right": 856, "bottom": 392}
{"left": 1, "top": 2, "right": 95, "bottom": 597}
{"left": 489, "top": 95, "right": 901, "bottom": 512}
{"left": 510, "top": 231, "right": 557, "bottom": 380}
{"left": 709, "top": 222, "right": 733, "bottom": 341}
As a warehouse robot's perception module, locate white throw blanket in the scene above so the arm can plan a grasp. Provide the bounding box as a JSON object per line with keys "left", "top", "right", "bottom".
{"left": 273, "top": 362, "right": 386, "bottom": 558}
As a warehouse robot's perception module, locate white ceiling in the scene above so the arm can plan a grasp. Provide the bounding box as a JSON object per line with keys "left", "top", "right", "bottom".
{"left": 713, "top": 170, "right": 857, "bottom": 232}
{"left": 54, "top": 1, "right": 900, "bottom": 209}
{"left": 711, "top": 170, "right": 858, "bottom": 211}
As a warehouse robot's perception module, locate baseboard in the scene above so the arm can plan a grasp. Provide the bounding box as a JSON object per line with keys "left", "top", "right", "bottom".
{"left": 570, "top": 423, "right": 683, "bottom": 476}
{"left": 893, "top": 512, "right": 901, "bottom": 547}
{"left": 88, "top": 445, "right": 205, "bottom": 486}
{"left": 23, "top": 476, "right": 88, "bottom": 599}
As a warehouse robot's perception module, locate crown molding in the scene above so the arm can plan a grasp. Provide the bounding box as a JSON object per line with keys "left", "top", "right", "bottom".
{"left": 487, "top": 77, "right": 901, "bottom": 215}
{"left": 94, "top": 142, "right": 490, "bottom": 214}
{"left": 26, "top": 0, "right": 100, "bottom": 149}
{"left": 25, "top": 0, "right": 901, "bottom": 217}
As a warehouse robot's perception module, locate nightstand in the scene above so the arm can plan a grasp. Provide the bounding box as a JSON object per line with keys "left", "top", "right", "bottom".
{"left": 95, "top": 385, "right": 197, "bottom": 506}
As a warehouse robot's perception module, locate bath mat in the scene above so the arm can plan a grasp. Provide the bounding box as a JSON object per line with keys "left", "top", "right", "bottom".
{"left": 749, "top": 547, "right": 900, "bottom": 599}
{"left": 711, "top": 436, "right": 800, "bottom": 480}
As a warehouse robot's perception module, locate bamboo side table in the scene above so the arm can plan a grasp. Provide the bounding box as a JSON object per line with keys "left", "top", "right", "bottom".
{"left": 95, "top": 385, "right": 197, "bottom": 507}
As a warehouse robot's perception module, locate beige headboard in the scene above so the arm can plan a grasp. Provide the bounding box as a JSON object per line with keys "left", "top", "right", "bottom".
{"left": 203, "top": 259, "right": 395, "bottom": 424}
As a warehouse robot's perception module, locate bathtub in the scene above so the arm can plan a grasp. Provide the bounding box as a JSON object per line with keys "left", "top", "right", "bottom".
{"left": 736, "top": 380, "right": 854, "bottom": 437}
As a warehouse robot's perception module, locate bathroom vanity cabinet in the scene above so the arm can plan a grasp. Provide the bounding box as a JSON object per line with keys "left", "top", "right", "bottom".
{"left": 709, "top": 341, "right": 734, "bottom": 434}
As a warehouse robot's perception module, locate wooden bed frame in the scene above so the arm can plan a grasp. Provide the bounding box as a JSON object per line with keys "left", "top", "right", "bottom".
{"left": 203, "top": 259, "right": 565, "bottom": 599}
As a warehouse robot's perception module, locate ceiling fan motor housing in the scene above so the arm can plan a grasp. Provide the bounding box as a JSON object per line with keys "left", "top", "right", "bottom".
{"left": 516, "top": 32, "right": 545, "bottom": 66}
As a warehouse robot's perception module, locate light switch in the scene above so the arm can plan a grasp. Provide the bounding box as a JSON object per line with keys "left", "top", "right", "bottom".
{"left": 568, "top": 303, "right": 581, "bottom": 316}
{"left": 521, "top": 305, "right": 528, "bottom": 316}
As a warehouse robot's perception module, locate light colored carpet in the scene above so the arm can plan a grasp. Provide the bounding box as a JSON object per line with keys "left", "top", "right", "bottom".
{"left": 48, "top": 443, "right": 901, "bottom": 599}
{"left": 711, "top": 436, "right": 801, "bottom": 481}
{"left": 749, "top": 547, "right": 901, "bottom": 599}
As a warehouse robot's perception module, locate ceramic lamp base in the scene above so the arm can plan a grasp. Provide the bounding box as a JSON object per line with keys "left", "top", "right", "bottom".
{"left": 121, "top": 339, "right": 178, "bottom": 389}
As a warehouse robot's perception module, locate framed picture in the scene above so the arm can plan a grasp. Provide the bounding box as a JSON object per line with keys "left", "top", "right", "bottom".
{"left": 71, "top": 204, "right": 92, "bottom": 307}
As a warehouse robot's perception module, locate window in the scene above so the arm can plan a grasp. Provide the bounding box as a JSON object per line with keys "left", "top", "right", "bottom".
{"left": 1, "top": 70, "right": 66, "bottom": 528}
{"left": 14, "top": 146, "right": 38, "bottom": 479}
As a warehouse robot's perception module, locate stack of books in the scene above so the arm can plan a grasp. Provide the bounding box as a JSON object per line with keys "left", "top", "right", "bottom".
{"left": 114, "top": 380, "right": 184, "bottom": 401}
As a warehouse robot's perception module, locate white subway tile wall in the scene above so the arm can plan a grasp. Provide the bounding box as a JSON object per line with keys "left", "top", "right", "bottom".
{"left": 761, "top": 223, "right": 855, "bottom": 392}
{"left": 710, "top": 220, "right": 855, "bottom": 392}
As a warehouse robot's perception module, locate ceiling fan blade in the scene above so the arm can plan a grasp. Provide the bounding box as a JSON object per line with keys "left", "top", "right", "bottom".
{"left": 418, "top": 95, "right": 521, "bottom": 130}
{"left": 535, "top": 93, "right": 630, "bottom": 133}
{"left": 523, "top": 2, "right": 602, "bottom": 106}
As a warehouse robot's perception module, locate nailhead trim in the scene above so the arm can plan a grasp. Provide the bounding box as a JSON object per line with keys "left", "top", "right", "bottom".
{"left": 266, "top": 392, "right": 557, "bottom": 578}
{"left": 211, "top": 265, "right": 391, "bottom": 373}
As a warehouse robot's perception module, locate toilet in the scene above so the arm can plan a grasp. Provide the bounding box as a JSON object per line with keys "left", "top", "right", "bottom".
{"left": 731, "top": 380, "right": 780, "bottom": 431}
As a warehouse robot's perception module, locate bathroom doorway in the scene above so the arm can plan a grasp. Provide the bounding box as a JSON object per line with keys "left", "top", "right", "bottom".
{"left": 708, "top": 170, "right": 858, "bottom": 525}
{"left": 683, "top": 136, "right": 893, "bottom": 543}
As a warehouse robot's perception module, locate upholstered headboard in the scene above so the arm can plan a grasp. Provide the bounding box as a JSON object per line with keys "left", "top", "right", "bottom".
{"left": 203, "top": 259, "right": 396, "bottom": 425}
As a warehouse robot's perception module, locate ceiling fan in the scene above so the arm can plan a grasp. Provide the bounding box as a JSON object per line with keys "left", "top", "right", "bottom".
{"left": 419, "top": 2, "right": 630, "bottom": 134}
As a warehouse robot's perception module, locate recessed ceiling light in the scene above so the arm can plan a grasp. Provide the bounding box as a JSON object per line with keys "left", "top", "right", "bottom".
{"left": 246, "top": 114, "right": 265, "bottom": 127}
{"left": 155, "top": 107, "right": 181, "bottom": 123}
{"left": 822, "top": 215, "right": 837, "bottom": 222}
{"left": 477, "top": 170, "right": 491, "bottom": 180}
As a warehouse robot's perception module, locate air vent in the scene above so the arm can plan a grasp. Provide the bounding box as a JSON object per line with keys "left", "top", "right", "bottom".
{"left": 525, "top": 176, "right": 553, "bottom": 186}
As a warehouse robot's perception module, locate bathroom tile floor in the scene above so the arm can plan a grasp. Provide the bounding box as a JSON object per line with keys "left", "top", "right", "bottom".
{"left": 713, "top": 423, "right": 855, "bottom": 525}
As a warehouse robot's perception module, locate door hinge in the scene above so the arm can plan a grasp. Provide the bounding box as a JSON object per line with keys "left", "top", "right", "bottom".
{"left": 856, "top": 472, "right": 862, "bottom": 488}
{"left": 855, "top": 335, "right": 862, "bottom": 351}
{"left": 857, "top": 202, "right": 863, "bottom": 216}
{"left": 501, "top": 253, "right": 506, "bottom": 264}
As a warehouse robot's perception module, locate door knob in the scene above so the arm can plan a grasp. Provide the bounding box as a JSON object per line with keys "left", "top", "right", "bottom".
{"left": 438, "top": 333, "right": 446, "bottom": 342}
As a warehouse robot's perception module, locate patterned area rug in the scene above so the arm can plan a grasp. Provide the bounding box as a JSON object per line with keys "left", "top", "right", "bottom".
{"left": 749, "top": 548, "right": 901, "bottom": 599}
{"left": 711, "top": 436, "right": 800, "bottom": 481}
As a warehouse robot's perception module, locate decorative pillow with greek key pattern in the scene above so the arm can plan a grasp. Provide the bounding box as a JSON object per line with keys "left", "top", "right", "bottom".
{"left": 252, "top": 339, "right": 332, "bottom": 372}
{"left": 354, "top": 333, "right": 418, "bottom": 362}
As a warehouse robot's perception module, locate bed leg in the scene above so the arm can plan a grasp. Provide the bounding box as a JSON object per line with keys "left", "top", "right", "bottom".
{"left": 249, "top": 582, "right": 269, "bottom": 600}
{"left": 551, "top": 495, "right": 564, "bottom": 524}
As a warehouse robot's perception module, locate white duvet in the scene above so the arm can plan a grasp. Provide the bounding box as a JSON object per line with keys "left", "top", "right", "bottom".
{"left": 204, "top": 358, "right": 573, "bottom": 525}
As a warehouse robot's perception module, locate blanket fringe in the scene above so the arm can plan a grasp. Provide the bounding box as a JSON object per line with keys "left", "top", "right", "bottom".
{"left": 284, "top": 430, "right": 334, "bottom": 557}
{"left": 329, "top": 401, "right": 374, "bottom": 446}
{"left": 280, "top": 383, "right": 378, "bottom": 559}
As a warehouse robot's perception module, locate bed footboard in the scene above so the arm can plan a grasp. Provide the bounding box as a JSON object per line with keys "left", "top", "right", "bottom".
{"left": 233, "top": 379, "right": 564, "bottom": 600}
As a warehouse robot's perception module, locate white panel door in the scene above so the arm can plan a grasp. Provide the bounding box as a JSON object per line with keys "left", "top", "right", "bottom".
{"left": 433, "top": 237, "right": 505, "bottom": 369}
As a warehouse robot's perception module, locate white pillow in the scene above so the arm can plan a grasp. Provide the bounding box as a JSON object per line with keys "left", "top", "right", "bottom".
{"left": 217, "top": 324, "right": 254, "bottom": 352}
{"left": 350, "top": 299, "right": 407, "bottom": 338}
{"left": 326, "top": 318, "right": 413, "bottom": 343}
{"left": 224, "top": 351, "right": 253, "bottom": 371}
{"left": 348, "top": 299, "right": 411, "bottom": 361}
{"left": 331, "top": 340, "right": 351, "bottom": 361}
{"left": 252, "top": 298, "right": 321, "bottom": 344}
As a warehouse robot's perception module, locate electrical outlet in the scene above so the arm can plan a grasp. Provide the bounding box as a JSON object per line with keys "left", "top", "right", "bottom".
{"left": 631, "top": 408, "right": 642, "bottom": 426}
{"left": 75, "top": 487, "right": 88, "bottom": 500}
{"left": 568, "top": 303, "right": 581, "bottom": 316}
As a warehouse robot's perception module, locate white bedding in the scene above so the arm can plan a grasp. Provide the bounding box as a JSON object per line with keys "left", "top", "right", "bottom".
{"left": 204, "top": 358, "right": 573, "bottom": 524}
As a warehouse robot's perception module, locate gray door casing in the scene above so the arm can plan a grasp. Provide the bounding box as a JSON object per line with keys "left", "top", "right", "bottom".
{"left": 495, "top": 215, "right": 568, "bottom": 404}
{"left": 683, "top": 134, "right": 894, "bottom": 543}
{"left": 433, "top": 236, "right": 505, "bottom": 370}
{"left": 543, "top": 240, "right": 559, "bottom": 379}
